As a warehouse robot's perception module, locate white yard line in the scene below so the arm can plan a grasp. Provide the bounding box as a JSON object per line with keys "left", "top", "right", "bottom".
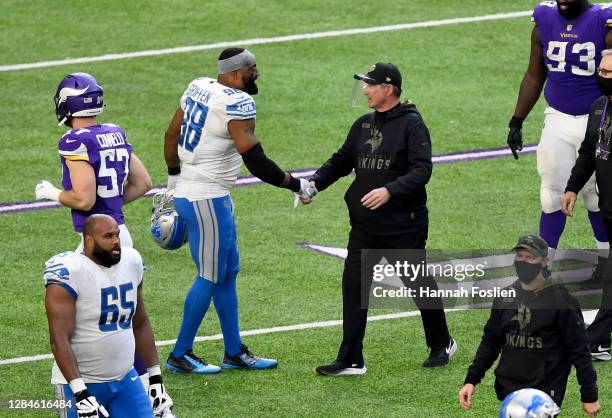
{"left": 0, "top": 309, "right": 466, "bottom": 366}
{"left": 0, "top": 11, "right": 531, "bottom": 73}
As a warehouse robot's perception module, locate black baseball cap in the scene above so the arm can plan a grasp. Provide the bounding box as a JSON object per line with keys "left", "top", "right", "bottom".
{"left": 354, "top": 62, "right": 402, "bottom": 90}
{"left": 512, "top": 234, "right": 548, "bottom": 258}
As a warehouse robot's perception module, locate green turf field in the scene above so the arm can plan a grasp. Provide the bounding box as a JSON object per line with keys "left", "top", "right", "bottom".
{"left": 1, "top": 1, "right": 610, "bottom": 417}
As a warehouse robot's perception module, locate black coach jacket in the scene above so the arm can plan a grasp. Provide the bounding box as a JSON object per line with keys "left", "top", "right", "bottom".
{"left": 463, "top": 281, "right": 598, "bottom": 406}
{"left": 566, "top": 95, "right": 612, "bottom": 217}
{"left": 311, "top": 102, "right": 432, "bottom": 235}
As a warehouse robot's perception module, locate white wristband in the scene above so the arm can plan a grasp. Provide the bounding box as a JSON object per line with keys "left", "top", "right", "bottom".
{"left": 69, "top": 378, "right": 87, "bottom": 394}
{"left": 147, "top": 364, "right": 161, "bottom": 377}
{"left": 49, "top": 187, "right": 61, "bottom": 202}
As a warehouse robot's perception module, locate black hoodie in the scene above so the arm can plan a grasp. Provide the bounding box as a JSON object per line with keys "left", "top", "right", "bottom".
{"left": 464, "top": 281, "right": 598, "bottom": 406}
{"left": 311, "top": 102, "right": 432, "bottom": 235}
{"left": 566, "top": 95, "right": 612, "bottom": 217}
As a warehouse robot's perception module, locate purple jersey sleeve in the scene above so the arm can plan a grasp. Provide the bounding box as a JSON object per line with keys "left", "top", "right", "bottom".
{"left": 599, "top": 3, "right": 612, "bottom": 29}
{"left": 58, "top": 124, "right": 133, "bottom": 232}
{"left": 534, "top": 3, "right": 610, "bottom": 115}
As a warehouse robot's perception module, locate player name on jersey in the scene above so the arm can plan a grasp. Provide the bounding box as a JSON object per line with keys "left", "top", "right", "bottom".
{"left": 96, "top": 131, "right": 126, "bottom": 148}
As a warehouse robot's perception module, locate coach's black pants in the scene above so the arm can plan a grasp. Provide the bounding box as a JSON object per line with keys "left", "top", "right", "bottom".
{"left": 336, "top": 226, "right": 451, "bottom": 365}
{"left": 587, "top": 217, "right": 612, "bottom": 346}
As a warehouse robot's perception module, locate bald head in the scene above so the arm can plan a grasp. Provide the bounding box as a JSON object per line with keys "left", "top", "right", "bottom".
{"left": 83, "top": 215, "right": 121, "bottom": 267}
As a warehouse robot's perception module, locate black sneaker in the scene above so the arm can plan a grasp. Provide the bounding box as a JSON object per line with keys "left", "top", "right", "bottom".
{"left": 221, "top": 344, "right": 278, "bottom": 369}
{"left": 591, "top": 343, "right": 611, "bottom": 361}
{"left": 423, "top": 337, "right": 457, "bottom": 368}
{"left": 165, "top": 350, "right": 221, "bottom": 374}
{"left": 315, "top": 360, "right": 367, "bottom": 376}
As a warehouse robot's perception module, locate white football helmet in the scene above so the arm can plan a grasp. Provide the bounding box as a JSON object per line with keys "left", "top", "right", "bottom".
{"left": 500, "top": 388, "right": 560, "bottom": 418}
{"left": 150, "top": 190, "right": 188, "bottom": 250}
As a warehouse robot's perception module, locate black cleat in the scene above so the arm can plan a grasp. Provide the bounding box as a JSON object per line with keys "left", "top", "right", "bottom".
{"left": 591, "top": 343, "right": 611, "bottom": 361}
{"left": 221, "top": 344, "right": 278, "bottom": 369}
{"left": 315, "top": 360, "right": 367, "bottom": 376}
{"left": 423, "top": 337, "right": 457, "bottom": 368}
{"left": 165, "top": 350, "right": 221, "bottom": 374}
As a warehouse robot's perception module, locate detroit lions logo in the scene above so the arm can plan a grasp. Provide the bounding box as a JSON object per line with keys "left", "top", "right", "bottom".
{"left": 510, "top": 303, "right": 531, "bottom": 331}
{"left": 366, "top": 128, "right": 383, "bottom": 152}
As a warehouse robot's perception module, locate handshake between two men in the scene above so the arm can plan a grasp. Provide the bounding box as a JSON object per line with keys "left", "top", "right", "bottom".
{"left": 293, "top": 179, "right": 392, "bottom": 211}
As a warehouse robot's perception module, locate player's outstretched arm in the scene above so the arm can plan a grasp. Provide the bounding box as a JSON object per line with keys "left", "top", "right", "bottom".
{"left": 228, "top": 118, "right": 313, "bottom": 199}
{"left": 507, "top": 26, "right": 547, "bottom": 159}
{"left": 133, "top": 286, "right": 174, "bottom": 417}
{"left": 123, "top": 153, "right": 152, "bottom": 203}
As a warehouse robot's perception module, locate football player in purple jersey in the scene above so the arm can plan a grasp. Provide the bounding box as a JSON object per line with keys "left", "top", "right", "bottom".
{"left": 35, "top": 72, "right": 153, "bottom": 385}
{"left": 507, "top": 0, "right": 612, "bottom": 273}
{"left": 35, "top": 72, "right": 152, "bottom": 249}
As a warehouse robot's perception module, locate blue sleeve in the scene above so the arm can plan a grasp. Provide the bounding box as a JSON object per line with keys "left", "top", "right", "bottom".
{"left": 43, "top": 254, "right": 78, "bottom": 299}
{"left": 226, "top": 97, "right": 256, "bottom": 120}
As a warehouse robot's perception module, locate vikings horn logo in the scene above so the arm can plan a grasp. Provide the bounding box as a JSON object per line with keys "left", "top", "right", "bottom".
{"left": 366, "top": 128, "right": 383, "bottom": 152}
{"left": 510, "top": 303, "right": 532, "bottom": 331}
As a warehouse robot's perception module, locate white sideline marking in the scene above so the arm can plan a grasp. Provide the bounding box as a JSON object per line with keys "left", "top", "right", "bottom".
{"left": 0, "top": 309, "right": 465, "bottom": 366}
{"left": 0, "top": 11, "right": 531, "bottom": 72}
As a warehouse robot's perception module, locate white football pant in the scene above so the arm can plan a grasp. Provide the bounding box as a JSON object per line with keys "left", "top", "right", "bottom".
{"left": 537, "top": 107, "right": 599, "bottom": 213}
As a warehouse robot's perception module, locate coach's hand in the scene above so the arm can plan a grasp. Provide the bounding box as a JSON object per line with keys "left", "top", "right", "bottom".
{"left": 74, "top": 390, "right": 109, "bottom": 418}
{"left": 583, "top": 400, "right": 600, "bottom": 417}
{"left": 361, "top": 187, "right": 390, "bottom": 210}
{"left": 148, "top": 367, "right": 174, "bottom": 417}
{"left": 507, "top": 116, "right": 524, "bottom": 160}
{"left": 561, "top": 191, "right": 577, "bottom": 217}
{"left": 294, "top": 179, "right": 317, "bottom": 205}
{"left": 459, "top": 383, "right": 474, "bottom": 409}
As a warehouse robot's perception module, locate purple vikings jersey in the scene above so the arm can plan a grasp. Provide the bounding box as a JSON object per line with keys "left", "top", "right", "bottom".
{"left": 58, "top": 124, "right": 132, "bottom": 231}
{"left": 533, "top": 2, "right": 612, "bottom": 115}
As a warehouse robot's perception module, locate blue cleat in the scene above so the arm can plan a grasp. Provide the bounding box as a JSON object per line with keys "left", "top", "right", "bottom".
{"left": 165, "top": 350, "right": 221, "bottom": 374}
{"left": 221, "top": 344, "right": 278, "bottom": 369}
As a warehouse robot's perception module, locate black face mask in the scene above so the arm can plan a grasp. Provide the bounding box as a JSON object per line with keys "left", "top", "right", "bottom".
{"left": 92, "top": 242, "right": 121, "bottom": 268}
{"left": 243, "top": 75, "right": 258, "bottom": 95}
{"left": 514, "top": 260, "right": 542, "bottom": 285}
{"left": 597, "top": 75, "right": 612, "bottom": 96}
{"left": 557, "top": 0, "right": 589, "bottom": 20}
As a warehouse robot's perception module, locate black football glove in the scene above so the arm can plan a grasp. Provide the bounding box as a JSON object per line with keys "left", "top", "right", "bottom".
{"left": 74, "top": 389, "right": 109, "bottom": 418}
{"left": 507, "top": 116, "right": 524, "bottom": 160}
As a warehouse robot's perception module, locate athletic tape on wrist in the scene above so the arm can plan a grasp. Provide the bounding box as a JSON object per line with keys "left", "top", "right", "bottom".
{"left": 69, "top": 378, "right": 87, "bottom": 394}
{"left": 147, "top": 364, "right": 161, "bottom": 377}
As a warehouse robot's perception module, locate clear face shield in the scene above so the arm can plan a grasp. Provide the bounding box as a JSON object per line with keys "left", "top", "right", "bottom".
{"left": 351, "top": 73, "right": 376, "bottom": 108}
{"left": 351, "top": 78, "right": 369, "bottom": 108}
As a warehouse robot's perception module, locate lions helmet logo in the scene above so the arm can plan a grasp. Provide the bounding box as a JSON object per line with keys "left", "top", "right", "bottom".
{"left": 368, "top": 64, "right": 376, "bottom": 72}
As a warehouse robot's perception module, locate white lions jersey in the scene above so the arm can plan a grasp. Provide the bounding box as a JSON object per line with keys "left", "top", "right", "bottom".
{"left": 175, "top": 77, "right": 256, "bottom": 200}
{"left": 43, "top": 248, "right": 144, "bottom": 384}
